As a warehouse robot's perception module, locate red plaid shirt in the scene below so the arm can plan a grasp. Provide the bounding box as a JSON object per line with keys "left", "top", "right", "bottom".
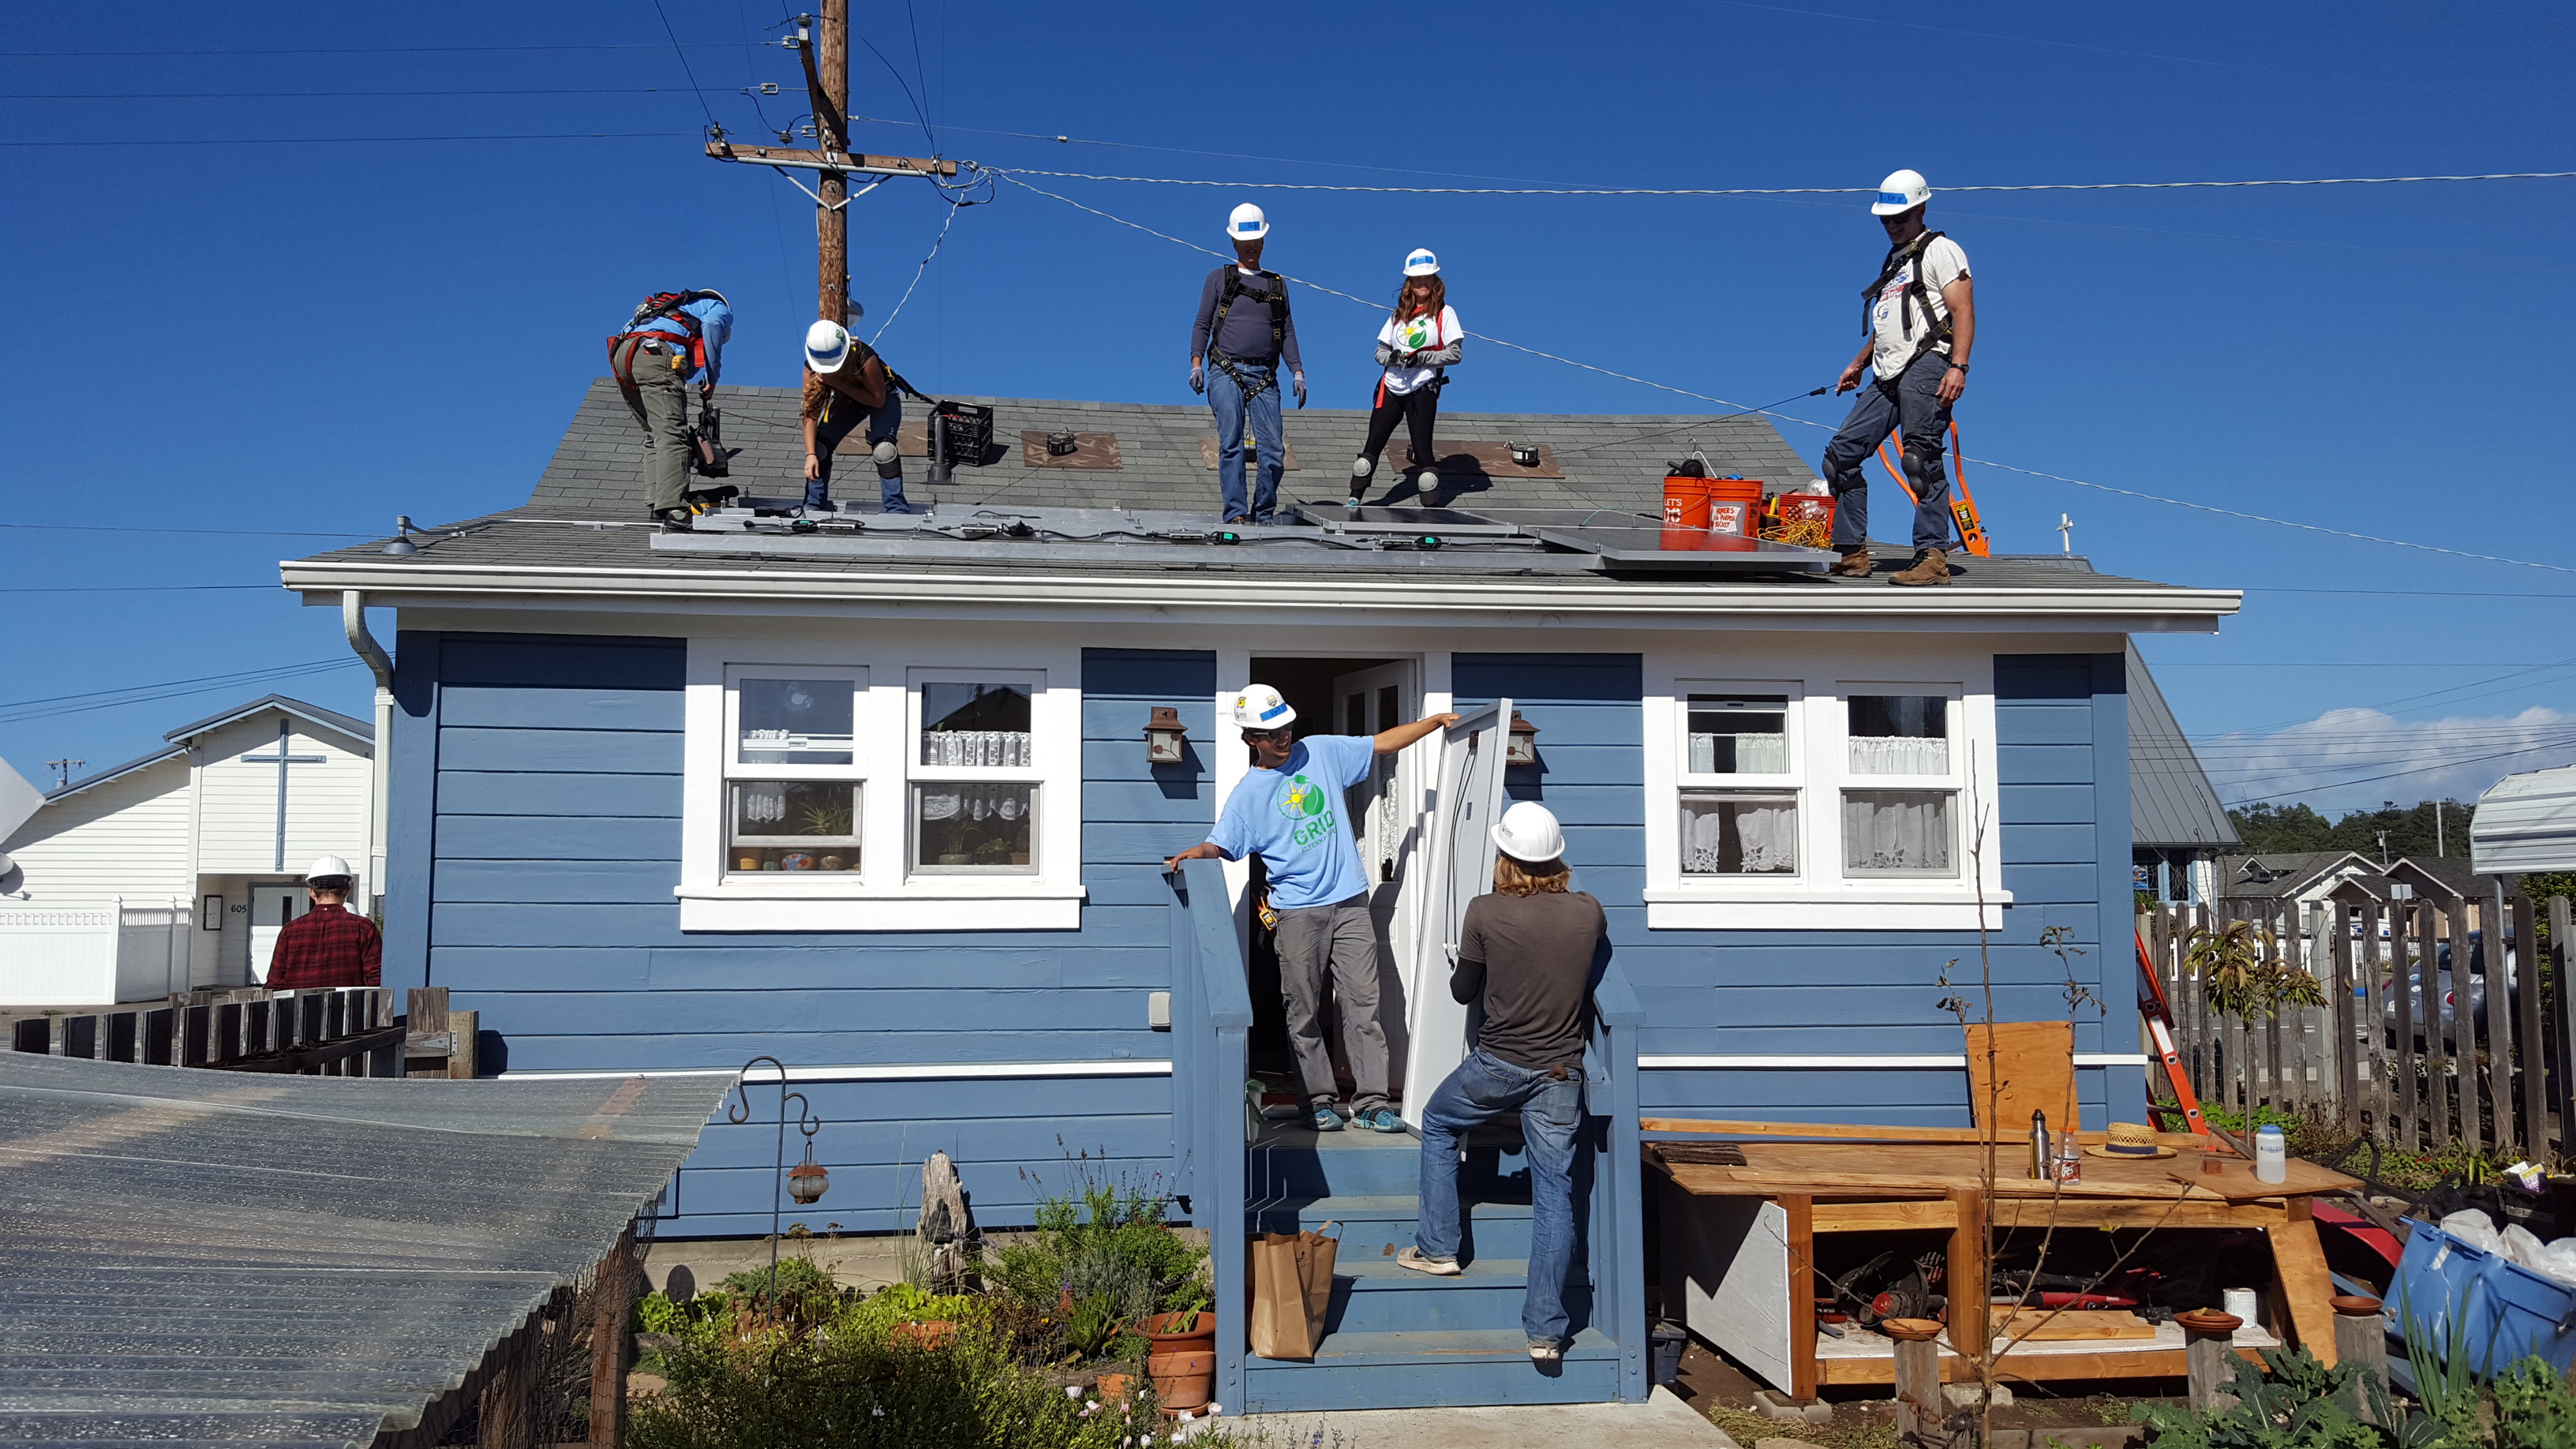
{"left": 265, "top": 903, "right": 382, "bottom": 990}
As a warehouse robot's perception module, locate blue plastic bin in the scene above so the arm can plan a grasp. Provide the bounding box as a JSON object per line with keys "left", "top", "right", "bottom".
{"left": 2394, "top": 1218, "right": 2576, "bottom": 1376}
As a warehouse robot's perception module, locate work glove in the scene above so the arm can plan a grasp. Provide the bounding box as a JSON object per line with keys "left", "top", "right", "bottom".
{"left": 1189, "top": 363, "right": 1205, "bottom": 395}
{"left": 1292, "top": 371, "right": 1307, "bottom": 408}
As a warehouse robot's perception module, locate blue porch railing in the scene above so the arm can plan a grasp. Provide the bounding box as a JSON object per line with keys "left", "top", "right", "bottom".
{"left": 1166, "top": 859, "right": 1251, "bottom": 1411}
{"left": 1585, "top": 957, "right": 1648, "bottom": 1402}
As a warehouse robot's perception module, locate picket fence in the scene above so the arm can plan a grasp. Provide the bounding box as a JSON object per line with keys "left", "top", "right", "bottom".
{"left": 2145, "top": 892, "right": 2576, "bottom": 1159}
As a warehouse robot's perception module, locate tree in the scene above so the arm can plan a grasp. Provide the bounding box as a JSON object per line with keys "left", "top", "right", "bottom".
{"left": 2226, "top": 797, "right": 2474, "bottom": 862}
{"left": 2229, "top": 802, "right": 2333, "bottom": 852}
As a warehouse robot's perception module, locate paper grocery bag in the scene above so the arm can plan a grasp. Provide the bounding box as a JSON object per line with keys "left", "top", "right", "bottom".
{"left": 1248, "top": 1226, "right": 1339, "bottom": 1361}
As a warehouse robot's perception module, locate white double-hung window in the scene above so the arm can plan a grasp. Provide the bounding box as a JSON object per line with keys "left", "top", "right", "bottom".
{"left": 681, "top": 639, "right": 1084, "bottom": 931}
{"left": 1840, "top": 691, "right": 1960, "bottom": 880}
{"left": 1645, "top": 651, "right": 2003, "bottom": 930}
{"left": 1676, "top": 690, "right": 1801, "bottom": 878}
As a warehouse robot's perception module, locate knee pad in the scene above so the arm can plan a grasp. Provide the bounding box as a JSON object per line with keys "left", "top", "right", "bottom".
{"left": 1350, "top": 456, "right": 1375, "bottom": 479}
{"left": 871, "top": 440, "right": 898, "bottom": 467}
{"left": 1900, "top": 444, "right": 1941, "bottom": 488}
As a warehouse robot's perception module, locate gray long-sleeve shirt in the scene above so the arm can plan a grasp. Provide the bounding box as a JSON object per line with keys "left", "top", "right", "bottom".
{"left": 1190, "top": 266, "right": 1302, "bottom": 372}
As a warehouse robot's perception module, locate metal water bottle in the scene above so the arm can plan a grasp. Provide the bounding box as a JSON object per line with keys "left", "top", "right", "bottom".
{"left": 2029, "top": 1110, "right": 2051, "bottom": 1181}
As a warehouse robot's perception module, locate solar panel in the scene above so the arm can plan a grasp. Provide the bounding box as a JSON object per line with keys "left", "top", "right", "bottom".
{"left": 1290, "top": 502, "right": 1524, "bottom": 537}
{"left": 1524, "top": 523, "right": 1835, "bottom": 571}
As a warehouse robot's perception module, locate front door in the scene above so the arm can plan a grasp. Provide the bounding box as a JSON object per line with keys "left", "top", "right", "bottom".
{"left": 1332, "top": 662, "right": 1415, "bottom": 1095}
{"left": 1399, "top": 699, "right": 1513, "bottom": 1127}
{"left": 247, "top": 885, "right": 307, "bottom": 986}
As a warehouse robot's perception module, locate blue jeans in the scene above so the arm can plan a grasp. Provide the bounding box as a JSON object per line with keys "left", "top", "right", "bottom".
{"left": 1819, "top": 349, "right": 1956, "bottom": 552}
{"left": 1416, "top": 1049, "right": 1584, "bottom": 1346}
{"left": 1206, "top": 358, "right": 1283, "bottom": 522}
{"left": 807, "top": 391, "right": 907, "bottom": 511}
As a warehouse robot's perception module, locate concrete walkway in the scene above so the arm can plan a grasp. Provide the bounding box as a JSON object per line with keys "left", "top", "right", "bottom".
{"left": 1228, "top": 1387, "right": 1732, "bottom": 1447}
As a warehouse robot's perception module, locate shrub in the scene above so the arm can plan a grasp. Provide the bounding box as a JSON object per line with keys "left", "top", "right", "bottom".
{"left": 990, "top": 1176, "right": 1211, "bottom": 1363}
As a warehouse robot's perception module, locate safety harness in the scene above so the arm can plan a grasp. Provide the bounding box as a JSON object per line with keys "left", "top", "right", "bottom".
{"left": 607, "top": 290, "right": 725, "bottom": 384}
{"left": 1859, "top": 230, "right": 1956, "bottom": 378}
{"left": 1205, "top": 268, "right": 1292, "bottom": 398}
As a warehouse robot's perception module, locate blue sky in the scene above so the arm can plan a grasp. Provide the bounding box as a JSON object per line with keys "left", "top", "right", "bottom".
{"left": 4, "top": 1, "right": 2570, "bottom": 814}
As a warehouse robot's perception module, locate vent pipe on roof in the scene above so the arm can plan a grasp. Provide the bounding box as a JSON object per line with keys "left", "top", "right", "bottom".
{"left": 343, "top": 591, "right": 394, "bottom": 919}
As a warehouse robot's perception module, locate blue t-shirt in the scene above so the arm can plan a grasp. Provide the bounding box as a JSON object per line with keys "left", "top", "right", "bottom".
{"left": 1208, "top": 735, "right": 1376, "bottom": 910}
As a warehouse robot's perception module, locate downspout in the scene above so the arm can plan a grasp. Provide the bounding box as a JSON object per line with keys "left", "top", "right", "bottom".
{"left": 342, "top": 591, "right": 395, "bottom": 921}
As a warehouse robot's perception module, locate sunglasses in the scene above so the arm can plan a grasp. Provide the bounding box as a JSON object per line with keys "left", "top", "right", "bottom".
{"left": 1241, "top": 728, "right": 1292, "bottom": 743}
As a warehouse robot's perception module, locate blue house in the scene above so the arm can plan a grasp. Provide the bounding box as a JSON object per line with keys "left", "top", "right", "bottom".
{"left": 283, "top": 384, "right": 2237, "bottom": 1412}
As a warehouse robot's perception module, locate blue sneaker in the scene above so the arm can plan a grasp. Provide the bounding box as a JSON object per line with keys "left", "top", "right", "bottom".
{"left": 1310, "top": 1106, "right": 1344, "bottom": 1132}
{"left": 1357, "top": 1108, "right": 1406, "bottom": 1133}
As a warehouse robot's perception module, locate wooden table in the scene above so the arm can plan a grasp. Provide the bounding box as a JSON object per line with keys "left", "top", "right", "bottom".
{"left": 1647, "top": 1136, "right": 2360, "bottom": 1395}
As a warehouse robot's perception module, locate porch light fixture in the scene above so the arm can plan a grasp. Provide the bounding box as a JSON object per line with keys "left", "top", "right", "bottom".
{"left": 788, "top": 1147, "right": 829, "bottom": 1205}
{"left": 1506, "top": 710, "right": 1541, "bottom": 767}
{"left": 1144, "top": 706, "right": 1189, "bottom": 765}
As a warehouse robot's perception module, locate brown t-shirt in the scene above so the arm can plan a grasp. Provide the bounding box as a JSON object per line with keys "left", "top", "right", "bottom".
{"left": 1451, "top": 889, "right": 1604, "bottom": 1071}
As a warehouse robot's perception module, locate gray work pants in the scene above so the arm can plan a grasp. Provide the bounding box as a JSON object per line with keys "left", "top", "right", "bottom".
{"left": 614, "top": 336, "right": 693, "bottom": 514}
{"left": 1273, "top": 895, "right": 1390, "bottom": 1115}
{"left": 1820, "top": 349, "right": 1956, "bottom": 552}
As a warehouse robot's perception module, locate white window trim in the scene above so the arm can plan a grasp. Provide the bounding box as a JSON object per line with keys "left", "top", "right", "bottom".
{"left": 680, "top": 636, "right": 1085, "bottom": 931}
{"left": 1837, "top": 683, "right": 1966, "bottom": 883}
{"left": 1643, "top": 657, "right": 2009, "bottom": 931}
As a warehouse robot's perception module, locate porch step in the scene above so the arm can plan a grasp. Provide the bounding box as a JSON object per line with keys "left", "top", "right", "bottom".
{"left": 1241, "top": 1328, "right": 1623, "bottom": 1412}
{"left": 1329, "top": 1257, "right": 1591, "bottom": 1335}
{"left": 1252, "top": 1194, "right": 1536, "bottom": 1259}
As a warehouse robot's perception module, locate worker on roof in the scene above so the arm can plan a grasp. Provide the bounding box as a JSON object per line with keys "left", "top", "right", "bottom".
{"left": 607, "top": 288, "right": 734, "bottom": 533}
{"left": 1347, "top": 249, "right": 1463, "bottom": 509}
{"left": 264, "top": 856, "right": 381, "bottom": 990}
{"left": 800, "top": 319, "right": 912, "bottom": 515}
{"left": 1189, "top": 204, "right": 1306, "bottom": 525}
{"left": 1820, "top": 170, "right": 1975, "bottom": 587}
{"left": 1166, "top": 686, "right": 1459, "bottom": 1135}
{"left": 1395, "top": 801, "right": 1603, "bottom": 1369}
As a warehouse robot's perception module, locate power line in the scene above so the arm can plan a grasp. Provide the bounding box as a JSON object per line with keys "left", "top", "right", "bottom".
{"left": 646, "top": 0, "right": 722, "bottom": 132}
{"left": 0, "top": 522, "right": 372, "bottom": 537}
{"left": 982, "top": 163, "right": 2576, "bottom": 198}
{"left": 0, "top": 131, "right": 695, "bottom": 148}
{"left": 992, "top": 170, "right": 2576, "bottom": 581}
{"left": 1, "top": 87, "right": 694, "bottom": 99}
{"left": 0, "top": 657, "right": 361, "bottom": 728}
{"left": 0, "top": 43, "right": 746, "bottom": 56}
{"left": 2221, "top": 736, "right": 2576, "bottom": 806}
{"left": 872, "top": 198, "right": 964, "bottom": 344}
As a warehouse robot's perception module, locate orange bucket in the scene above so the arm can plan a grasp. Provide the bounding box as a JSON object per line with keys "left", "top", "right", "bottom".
{"left": 1662, "top": 476, "right": 1709, "bottom": 529}
{"left": 1705, "top": 477, "right": 1764, "bottom": 537}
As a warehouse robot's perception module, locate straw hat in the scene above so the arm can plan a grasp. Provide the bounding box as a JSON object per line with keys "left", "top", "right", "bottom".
{"left": 2084, "top": 1121, "right": 2177, "bottom": 1159}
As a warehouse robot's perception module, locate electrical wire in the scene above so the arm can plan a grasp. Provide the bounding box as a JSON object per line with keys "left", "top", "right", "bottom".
{"left": 1, "top": 87, "right": 706, "bottom": 99}
{"left": 0, "top": 131, "right": 695, "bottom": 147}
{"left": 994, "top": 170, "right": 2576, "bottom": 580}
{"left": 854, "top": 33, "right": 934, "bottom": 150}
{"left": 872, "top": 198, "right": 964, "bottom": 345}
{"left": 982, "top": 163, "right": 2576, "bottom": 197}
{"left": 0, "top": 522, "right": 372, "bottom": 538}
{"left": 0, "top": 43, "right": 741, "bottom": 56}
{"left": 2220, "top": 736, "right": 2576, "bottom": 806}
{"left": 0, "top": 657, "right": 361, "bottom": 728}
{"left": 647, "top": 0, "right": 723, "bottom": 133}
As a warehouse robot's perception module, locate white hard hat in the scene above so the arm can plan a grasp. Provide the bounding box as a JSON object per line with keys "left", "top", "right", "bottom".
{"left": 1227, "top": 684, "right": 1297, "bottom": 731}
{"left": 1226, "top": 203, "right": 1271, "bottom": 242}
{"left": 1490, "top": 800, "right": 1567, "bottom": 864}
{"left": 1402, "top": 248, "right": 1440, "bottom": 277}
{"left": 304, "top": 855, "right": 354, "bottom": 884}
{"left": 804, "top": 320, "right": 853, "bottom": 374}
{"left": 1872, "top": 168, "right": 1931, "bottom": 216}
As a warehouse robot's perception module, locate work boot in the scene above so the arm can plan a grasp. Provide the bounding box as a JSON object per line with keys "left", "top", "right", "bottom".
{"left": 1831, "top": 546, "right": 1874, "bottom": 578}
{"left": 1889, "top": 548, "right": 1953, "bottom": 586}
{"left": 654, "top": 507, "right": 694, "bottom": 534}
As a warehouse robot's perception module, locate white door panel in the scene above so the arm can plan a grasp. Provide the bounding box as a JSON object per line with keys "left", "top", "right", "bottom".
{"left": 247, "top": 885, "right": 308, "bottom": 986}
{"left": 1400, "top": 698, "right": 1511, "bottom": 1126}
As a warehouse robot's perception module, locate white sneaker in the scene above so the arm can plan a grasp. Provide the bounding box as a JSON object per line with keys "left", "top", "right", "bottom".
{"left": 1529, "top": 1341, "right": 1563, "bottom": 1363}
{"left": 1395, "top": 1246, "right": 1461, "bottom": 1277}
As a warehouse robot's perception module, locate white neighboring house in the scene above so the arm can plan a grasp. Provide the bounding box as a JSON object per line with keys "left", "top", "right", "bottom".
{"left": 0, "top": 695, "right": 374, "bottom": 1004}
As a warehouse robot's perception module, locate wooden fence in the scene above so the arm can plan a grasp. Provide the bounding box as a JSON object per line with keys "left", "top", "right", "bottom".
{"left": 2145, "top": 893, "right": 2576, "bottom": 1160}
{"left": 6, "top": 986, "right": 477, "bottom": 1077}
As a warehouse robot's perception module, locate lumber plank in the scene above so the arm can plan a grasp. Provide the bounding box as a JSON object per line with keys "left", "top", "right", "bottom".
{"left": 1993, "top": 1310, "right": 2158, "bottom": 1342}
{"left": 2269, "top": 1204, "right": 2338, "bottom": 1368}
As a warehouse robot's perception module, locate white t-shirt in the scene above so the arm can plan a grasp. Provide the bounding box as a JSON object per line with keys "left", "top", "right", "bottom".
{"left": 1869, "top": 236, "right": 1969, "bottom": 380}
{"left": 1376, "top": 305, "right": 1462, "bottom": 396}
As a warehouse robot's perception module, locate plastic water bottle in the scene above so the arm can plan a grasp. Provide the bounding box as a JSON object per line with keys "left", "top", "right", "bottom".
{"left": 2255, "top": 1124, "right": 2287, "bottom": 1185}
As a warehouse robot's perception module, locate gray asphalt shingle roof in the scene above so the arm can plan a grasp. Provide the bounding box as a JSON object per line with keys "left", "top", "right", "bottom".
{"left": 292, "top": 383, "right": 2224, "bottom": 597}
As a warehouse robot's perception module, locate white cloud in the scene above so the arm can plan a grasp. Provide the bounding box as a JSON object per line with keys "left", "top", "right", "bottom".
{"left": 2196, "top": 706, "right": 2576, "bottom": 814}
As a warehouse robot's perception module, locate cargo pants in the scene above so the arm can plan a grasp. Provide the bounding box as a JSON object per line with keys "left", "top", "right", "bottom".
{"left": 613, "top": 335, "right": 693, "bottom": 515}
{"left": 1272, "top": 894, "right": 1391, "bottom": 1117}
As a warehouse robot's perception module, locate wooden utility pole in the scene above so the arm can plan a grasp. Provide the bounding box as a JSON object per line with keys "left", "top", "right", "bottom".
{"left": 817, "top": 0, "right": 848, "bottom": 329}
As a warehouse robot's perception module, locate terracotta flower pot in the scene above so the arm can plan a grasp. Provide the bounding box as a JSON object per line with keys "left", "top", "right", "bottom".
{"left": 1095, "top": 1372, "right": 1133, "bottom": 1404}
{"left": 2174, "top": 1309, "right": 2243, "bottom": 1335}
{"left": 1879, "top": 1317, "right": 1944, "bottom": 1342}
{"left": 1148, "top": 1349, "right": 1216, "bottom": 1410}
{"left": 890, "top": 1320, "right": 956, "bottom": 1350}
{"left": 1137, "top": 1310, "right": 1217, "bottom": 1347}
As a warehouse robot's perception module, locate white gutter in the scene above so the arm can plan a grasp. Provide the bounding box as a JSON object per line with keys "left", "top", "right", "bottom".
{"left": 341, "top": 591, "right": 395, "bottom": 919}
{"left": 285, "top": 559, "right": 2241, "bottom": 627}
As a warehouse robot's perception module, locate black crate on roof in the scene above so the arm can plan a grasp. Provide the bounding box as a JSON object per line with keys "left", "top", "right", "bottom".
{"left": 932, "top": 401, "right": 995, "bottom": 465}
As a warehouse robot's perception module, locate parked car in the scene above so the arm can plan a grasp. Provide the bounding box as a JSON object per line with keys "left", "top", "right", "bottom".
{"left": 2380, "top": 932, "right": 2519, "bottom": 1051}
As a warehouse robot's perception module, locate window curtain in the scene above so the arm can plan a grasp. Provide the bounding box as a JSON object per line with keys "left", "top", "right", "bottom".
{"left": 1842, "top": 791, "right": 1954, "bottom": 873}
{"left": 1681, "top": 796, "right": 1797, "bottom": 874}
{"left": 919, "top": 730, "right": 1033, "bottom": 767}
{"left": 1688, "top": 732, "right": 1788, "bottom": 775}
{"left": 1847, "top": 736, "right": 1950, "bottom": 775}
{"left": 917, "top": 782, "right": 1029, "bottom": 822}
